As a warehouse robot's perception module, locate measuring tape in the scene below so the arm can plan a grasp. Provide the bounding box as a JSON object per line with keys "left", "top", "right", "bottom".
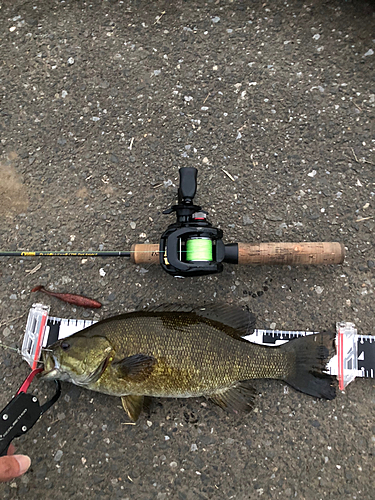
{"left": 22, "top": 304, "right": 374, "bottom": 390}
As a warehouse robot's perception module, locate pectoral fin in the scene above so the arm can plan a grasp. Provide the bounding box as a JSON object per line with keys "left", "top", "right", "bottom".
{"left": 113, "top": 354, "right": 156, "bottom": 382}
{"left": 121, "top": 395, "right": 144, "bottom": 422}
{"left": 209, "top": 381, "right": 257, "bottom": 413}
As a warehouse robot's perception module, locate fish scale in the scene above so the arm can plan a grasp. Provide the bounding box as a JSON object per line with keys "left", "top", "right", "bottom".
{"left": 42, "top": 308, "right": 337, "bottom": 421}
{"left": 57, "top": 313, "right": 293, "bottom": 396}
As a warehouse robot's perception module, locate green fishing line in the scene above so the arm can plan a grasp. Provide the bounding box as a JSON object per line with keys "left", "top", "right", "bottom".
{"left": 185, "top": 238, "right": 213, "bottom": 262}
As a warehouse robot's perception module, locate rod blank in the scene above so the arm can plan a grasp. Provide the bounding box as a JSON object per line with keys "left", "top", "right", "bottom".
{"left": 0, "top": 251, "right": 131, "bottom": 258}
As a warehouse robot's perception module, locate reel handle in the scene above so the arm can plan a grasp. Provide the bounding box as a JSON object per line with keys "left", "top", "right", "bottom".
{"left": 130, "top": 242, "right": 345, "bottom": 266}
{"left": 237, "top": 242, "right": 345, "bottom": 266}
{"left": 178, "top": 167, "right": 197, "bottom": 203}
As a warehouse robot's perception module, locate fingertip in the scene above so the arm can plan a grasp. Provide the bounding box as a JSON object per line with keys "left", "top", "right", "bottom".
{"left": 14, "top": 455, "right": 31, "bottom": 475}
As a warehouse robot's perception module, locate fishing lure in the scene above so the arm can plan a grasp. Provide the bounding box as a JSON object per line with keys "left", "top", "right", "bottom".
{"left": 31, "top": 286, "right": 102, "bottom": 309}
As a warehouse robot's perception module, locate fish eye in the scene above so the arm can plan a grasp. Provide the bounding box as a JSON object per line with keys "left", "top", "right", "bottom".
{"left": 61, "top": 341, "right": 70, "bottom": 351}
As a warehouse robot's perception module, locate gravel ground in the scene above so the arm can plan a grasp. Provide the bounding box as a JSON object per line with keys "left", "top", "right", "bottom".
{"left": 0, "top": 0, "right": 374, "bottom": 499}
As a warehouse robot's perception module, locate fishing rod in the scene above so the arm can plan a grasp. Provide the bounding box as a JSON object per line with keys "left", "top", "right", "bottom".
{"left": 0, "top": 168, "right": 345, "bottom": 277}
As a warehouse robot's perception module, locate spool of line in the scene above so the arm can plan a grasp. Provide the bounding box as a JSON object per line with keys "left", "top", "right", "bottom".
{"left": 185, "top": 237, "right": 213, "bottom": 262}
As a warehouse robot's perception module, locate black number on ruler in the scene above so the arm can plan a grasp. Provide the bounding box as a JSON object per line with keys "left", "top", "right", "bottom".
{"left": 262, "top": 332, "right": 302, "bottom": 344}
{"left": 357, "top": 339, "right": 375, "bottom": 378}
{"left": 47, "top": 320, "right": 60, "bottom": 346}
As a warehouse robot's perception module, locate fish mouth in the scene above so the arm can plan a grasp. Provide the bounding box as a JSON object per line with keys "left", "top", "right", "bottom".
{"left": 42, "top": 367, "right": 61, "bottom": 380}
{"left": 41, "top": 351, "right": 65, "bottom": 380}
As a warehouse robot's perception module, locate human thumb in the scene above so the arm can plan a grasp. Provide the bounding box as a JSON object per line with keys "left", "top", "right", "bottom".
{"left": 0, "top": 455, "right": 31, "bottom": 482}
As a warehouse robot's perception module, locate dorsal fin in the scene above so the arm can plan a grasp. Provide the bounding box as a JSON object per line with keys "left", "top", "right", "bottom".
{"left": 140, "top": 303, "right": 256, "bottom": 337}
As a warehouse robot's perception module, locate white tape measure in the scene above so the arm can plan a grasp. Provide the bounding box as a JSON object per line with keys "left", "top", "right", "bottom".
{"left": 22, "top": 303, "right": 374, "bottom": 390}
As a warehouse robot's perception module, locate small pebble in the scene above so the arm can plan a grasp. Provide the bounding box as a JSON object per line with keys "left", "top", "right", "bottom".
{"left": 243, "top": 215, "right": 254, "bottom": 225}
{"left": 67, "top": 57, "right": 75, "bottom": 65}
{"left": 130, "top": 222, "right": 136, "bottom": 229}
{"left": 54, "top": 450, "right": 63, "bottom": 462}
{"left": 2, "top": 327, "right": 11, "bottom": 337}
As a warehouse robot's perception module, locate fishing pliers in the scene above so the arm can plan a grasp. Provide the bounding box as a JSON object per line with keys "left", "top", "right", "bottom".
{"left": 0, "top": 368, "right": 61, "bottom": 456}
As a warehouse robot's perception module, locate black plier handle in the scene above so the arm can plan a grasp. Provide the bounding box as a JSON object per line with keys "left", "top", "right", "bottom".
{"left": 0, "top": 368, "right": 61, "bottom": 456}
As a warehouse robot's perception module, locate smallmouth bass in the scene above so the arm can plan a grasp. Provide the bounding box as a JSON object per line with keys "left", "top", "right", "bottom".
{"left": 42, "top": 305, "right": 336, "bottom": 421}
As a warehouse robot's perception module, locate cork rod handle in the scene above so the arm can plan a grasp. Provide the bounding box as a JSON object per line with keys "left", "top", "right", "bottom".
{"left": 237, "top": 242, "right": 345, "bottom": 266}
{"left": 130, "top": 244, "right": 160, "bottom": 264}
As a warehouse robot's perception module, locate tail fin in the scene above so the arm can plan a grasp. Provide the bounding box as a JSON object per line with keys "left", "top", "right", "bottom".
{"left": 280, "top": 331, "right": 337, "bottom": 400}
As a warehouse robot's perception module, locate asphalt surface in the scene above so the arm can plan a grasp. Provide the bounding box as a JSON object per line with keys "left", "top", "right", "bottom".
{"left": 0, "top": 0, "right": 374, "bottom": 498}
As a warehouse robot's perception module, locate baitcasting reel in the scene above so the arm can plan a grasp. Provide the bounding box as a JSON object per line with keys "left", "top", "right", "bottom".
{"left": 159, "top": 168, "right": 237, "bottom": 277}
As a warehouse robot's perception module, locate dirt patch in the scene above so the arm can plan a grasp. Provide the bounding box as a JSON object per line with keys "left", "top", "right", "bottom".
{"left": 76, "top": 186, "right": 89, "bottom": 200}
{"left": 0, "top": 159, "right": 29, "bottom": 217}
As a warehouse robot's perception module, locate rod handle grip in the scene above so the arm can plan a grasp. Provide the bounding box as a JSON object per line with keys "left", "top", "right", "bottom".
{"left": 237, "top": 242, "right": 345, "bottom": 266}
{"left": 130, "top": 244, "right": 160, "bottom": 264}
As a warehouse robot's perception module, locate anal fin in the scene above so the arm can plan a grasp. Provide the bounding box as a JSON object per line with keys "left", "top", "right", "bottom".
{"left": 121, "top": 395, "right": 144, "bottom": 422}
{"left": 209, "top": 381, "right": 257, "bottom": 414}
